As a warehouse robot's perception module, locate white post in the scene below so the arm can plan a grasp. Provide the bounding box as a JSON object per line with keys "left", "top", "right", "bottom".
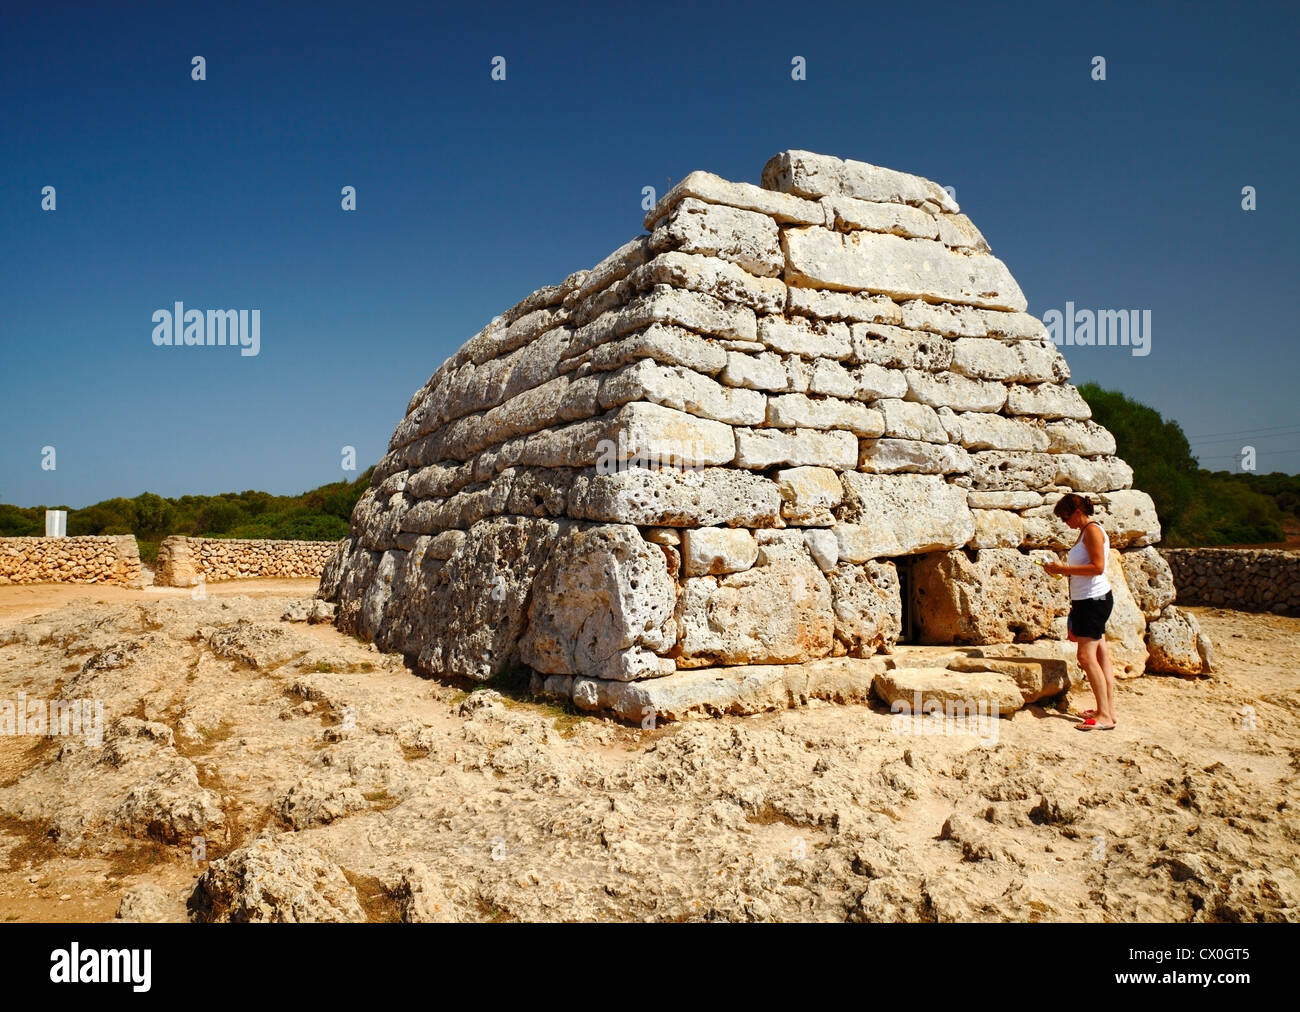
{"left": 44, "top": 510, "right": 67, "bottom": 537}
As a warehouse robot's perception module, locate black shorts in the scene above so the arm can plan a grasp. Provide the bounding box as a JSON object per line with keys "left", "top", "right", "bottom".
{"left": 1068, "top": 591, "right": 1114, "bottom": 640}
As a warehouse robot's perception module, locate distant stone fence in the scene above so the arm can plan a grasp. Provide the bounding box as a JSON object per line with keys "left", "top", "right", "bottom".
{"left": 0, "top": 535, "right": 142, "bottom": 586}
{"left": 153, "top": 536, "right": 340, "bottom": 587}
{"left": 1161, "top": 548, "right": 1300, "bottom": 616}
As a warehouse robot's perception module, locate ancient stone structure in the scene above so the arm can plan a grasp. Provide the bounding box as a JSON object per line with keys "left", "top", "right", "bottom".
{"left": 1162, "top": 548, "right": 1300, "bottom": 617}
{"left": 319, "top": 149, "right": 1210, "bottom": 719}
{"left": 0, "top": 535, "right": 141, "bottom": 586}
{"left": 154, "top": 536, "right": 339, "bottom": 587}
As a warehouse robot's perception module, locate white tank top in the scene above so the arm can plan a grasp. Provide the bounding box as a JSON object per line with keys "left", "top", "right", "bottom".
{"left": 1066, "top": 522, "right": 1111, "bottom": 600}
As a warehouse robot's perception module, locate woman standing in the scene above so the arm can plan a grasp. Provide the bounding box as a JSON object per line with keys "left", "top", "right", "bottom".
{"left": 1043, "top": 493, "right": 1117, "bottom": 730}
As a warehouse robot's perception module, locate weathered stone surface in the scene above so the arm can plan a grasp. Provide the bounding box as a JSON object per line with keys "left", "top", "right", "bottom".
{"left": 1098, "top": 550, "right": 1149, "bottom": 678}
{"left": 681, "top": 527, "right": 758, "bottom": 576}
{"left": 775, "top": 466, "right": 842, "bottom": 526}
{"left": 966, "top": 490, "right": 1043, "bottom": 510}
{"left": 911, "top": 549, "right": 1067, "bottom": 645}
{"left": 827, "top": 561, "right": 901, "bottom": 655}
{"left": 786, "top": 287, "right": 902, "bottom": 325}
{"left": 822, "top": 195, "right": 940, "bottom": 239}
{"left": 629, "top": 251, "right": 787, "bottom": 314}
{"left": 904, "top": 369, "right": 1008, "bottom": 413}
{"left": 767, "top": 393, "right": 883, "bottom": 436}
{"left": 644, "top": 169, "right": 824, "bottom": 229}
{"left": 783, "top": 227, "right": 1027, "bottom": 312}
{"left": 599, "top": 360, "right": 765, "bottom": 426}
{"left": 967, "top": 450, "right": 1059, "bottom": 491}
{"left": 1044, "top": 419, "right": 1118, "bottom": 456}
{"left": 1145, "top": 605, "right": 1211, "bottom": 676}
{"left": 546, "top": 656, "right": 887, "bottom": 721}
{"left": 851, "top": 323, "right": 955, "bottom": 371}
{"left": 610, "top": 401, "right": 736, "bottom": 468}
{"left": 762, "top": 150, "right": 958, "bottom": 212}
{"left": 1021, "top": 491, "right": 1161, "bottom": 550}
{"left": 189, "top": 832, "right": 366, "bottom": 923}
{"left": 955, "top": 412, "right": 1050, "bottom": 451}
{"left": 733, "top": 427, "right": 858, "bottom": 469}
{"left": 676, "top": 553, "right": 834, "bottom": 667}
{"left": 873, "top": 668, "right": 1022, "bottom": 719}
{"left": 857, "top": 438, "right": 971, "bottom": 475}
{"left": 719, "top": 350, "right": 789, "bottom": 391}
{"left": 1004, "top": 383, "right": 1091, "bottom": 420}
{"left": 899, "top": 300, "right": 986, "bottom": 338}
{"left": 649, "top": 197, "right": 784, "bottom": 277}
{"left": 968, "top": 510, "right": 1025, "bottom": 549}
{"left": 943, "top": 652, "right": 1076, "bottom": 705}
{"left": 758, "top": 316, "right": 852, "bottom": 359}
{"left": 562, "top": 322, "right": 727, "bottom": 378}
{"left": 949, "top": 338, "right": 1061, "bottom": 383}
{"left": 569, "top": 466, "right": 782, "bottom": 528}
{"left": 807, "top": 359, "right": 908, "bottom": 401}
{"left": 520, "top": 524, "right": 676, "bottom": 681}
{"left": 1052, "top": 454, "right": 1133, "bottom": 493}
{"left": 876, "top": 399, "right": 949, "bottom": 442}
{"left": 835, "top": 474, "right": 974, "bottom": 559}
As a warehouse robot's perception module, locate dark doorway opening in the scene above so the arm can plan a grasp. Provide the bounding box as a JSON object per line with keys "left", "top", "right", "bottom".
{"left": 896, "top": 555, "right": 917, "bottom": 644}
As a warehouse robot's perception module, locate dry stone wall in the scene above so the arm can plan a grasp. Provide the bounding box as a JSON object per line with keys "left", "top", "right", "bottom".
{"left": 154, "top": 536, "right": 339, "bottom": 587}
{"left": 0, "top": 536, "right": 142, "bottom": 586}
{"left": 1162, "top": 548, "right": 1300, "bottom": 617}
{"left": 319, "top": 148, "right": 1210, "bottom": 714}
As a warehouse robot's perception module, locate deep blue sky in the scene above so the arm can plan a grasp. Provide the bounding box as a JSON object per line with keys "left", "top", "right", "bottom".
{"left": 2, "top": 0, "right": 1297, "bottom": 508}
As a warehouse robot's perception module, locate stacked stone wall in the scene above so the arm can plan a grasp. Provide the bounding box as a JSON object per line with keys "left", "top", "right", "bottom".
{"left": 154, "top": 537, "right": 339, "bottom": 586}
{"left": 0, "top": 536, "right": 142, "bottom": 586}
{"left": 320, "top": 149, "right": 1210, "bottom": 711}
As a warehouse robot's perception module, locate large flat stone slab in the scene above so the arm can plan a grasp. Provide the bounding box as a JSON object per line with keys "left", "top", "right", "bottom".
{"left": 531, "top": 656, "right": 888, "bottom": 722}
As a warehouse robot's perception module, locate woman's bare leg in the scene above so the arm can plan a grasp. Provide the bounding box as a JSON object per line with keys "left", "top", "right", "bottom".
{"left": 1077, "top": 640, "right": 1114, "bottom": 726}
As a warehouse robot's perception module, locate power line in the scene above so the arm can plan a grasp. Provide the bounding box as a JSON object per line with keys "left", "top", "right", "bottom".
{"left": 1184, "top": 422, "right": 1300, "bottom": 439}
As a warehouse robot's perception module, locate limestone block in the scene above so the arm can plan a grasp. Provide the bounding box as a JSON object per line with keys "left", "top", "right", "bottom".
{"left": 1145, "top": 605, "right": 1210, "bottom": 675}
{"left": 568, "top": 466, "right": 783, "bottom": 528}
{"left": 955, "top": 412, "right": 1050, "bottom": 452}
{"left": 676, "top": 555, "right": 834, "bottom": 667}
{"left": 757, "top": 316, "right": 852, "bottom": 359}
{"left": 643, "top": 169, "right": 824, "bottom": 229}
{"left": 822, "top": 195, "right": 940, "bottom": 239}
{"left": 968, "top": 510, "right": 1025, "bottom": 549}
{"left": 786, "top": 287, "right": 902, "bottom": 325}
{"left": 967, "top": 490, "right": 1043, "bottom": 510}
{"left": 1021, "top": 491, "right": 1161, "bottom": 550}
{"left": 949, "top": 338, "right": 1057, "bottom": 383}
{"left": 850, "top": 323, "right": 955, "bottom": 371}
{"left": 648, "top": 196, "right": 784, "bottom": 277}
{"left": 876, "top": 399, "right": 949, "bottom": 442}
{"left": 629, "top": 251, "right": 786, "bottom": 314}
{"left": 1120, "top": 546, "right": 1177, "bottom": 620}
{"left": 802, "top": 529, "right": 840, "bottom": 571}
{"left": 1052, "top": 454, "right": 1134, "bottom": 493}
{"left": 520, "top": 524, "right": 677, "bottom": 681}
{"left": 904, "top": 369, "right": 1007, "bottom": 413}
{"left": 935, "top": 213, "right": 989, "bottom": 252}
{"left": 762, "top": 150, "right": 957, "bottom": 212}
{"left": 857, "top": 438, "right": 971, "bottom": 475}
{"left": 681, "top": 528, "right": 759, "bottom": 576}
{"left": 598, "top": 360, "right": 766, "bottom": 426}
{"left": 720, "top": 350, "right": 788, "bottom": 391}
{"left": 775, "top": 466, "right": 843, "bottom": 526}
{"left": 733, "top": 427, "right": 859, "bottom": 469}
{"left": 808, "top": 359, "right": 909, "bottom": 402}
{"left": 979, "top": 310, "right": 1050, "bottom": 341}
{"left": 967, "top": 450, "right": 1059, "bottom": 491}
{"left": 1098, "top": 550, "right": 1149, "bottom": 678}
{"left": 911, "top": 549, "right": 1066, "bottom": 644}
{"left": 872, "top": 668, "right": 1022, "bottom": 718}
{"left": 783, "top": 227, "right": 1026, "bottom": 312}
{"left": 835, "top": 473, "right": 974, "bottom": 559}
{"left": 1044, "top": 419, "right": 1117, "bottom": 456}
{"left": 561, "top": 323, "right": 727, "bottom": 378}
{"left": 1004, "top": 383, "right": 1091, "bottom": 420}
{"left": 766, "top": 393, "right": 884, "bottom": 436}
{"left": 570, "top": 236, "right": 651, "bottom": 305}
{"left": 899, "top": 300, "right": 986, "bottom": 338}
{"left": 826, "top": 561, "right": 901, "bottom": 655}
{"left": 609, "top": 401, "right": 736, "bottom": 468}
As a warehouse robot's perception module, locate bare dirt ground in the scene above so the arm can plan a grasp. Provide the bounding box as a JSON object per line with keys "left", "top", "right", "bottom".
{"left": 0, "top": 579, "right": 1296, "bottom": 923}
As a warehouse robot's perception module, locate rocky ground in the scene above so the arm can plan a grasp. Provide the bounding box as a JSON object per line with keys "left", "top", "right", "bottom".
{"left": 0, "top": 580, "right": 1296, "bottom": 922}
